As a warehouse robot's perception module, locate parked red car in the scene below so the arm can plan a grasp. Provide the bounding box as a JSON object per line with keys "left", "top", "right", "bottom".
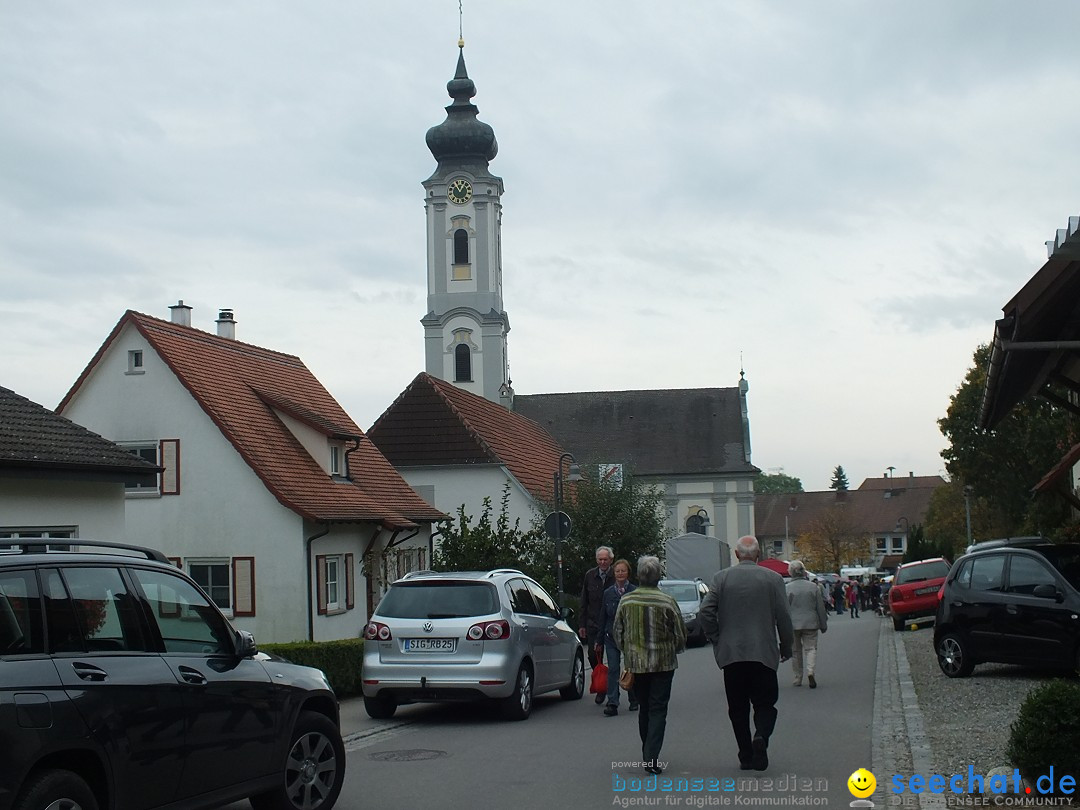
{"left": 888, "top": 557, "right": 951, "bottom": 631}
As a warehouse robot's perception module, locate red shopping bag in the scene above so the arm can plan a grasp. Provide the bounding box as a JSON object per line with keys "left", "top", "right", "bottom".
{"left": 590, "top": 662, "right": 609, "bottom": 694}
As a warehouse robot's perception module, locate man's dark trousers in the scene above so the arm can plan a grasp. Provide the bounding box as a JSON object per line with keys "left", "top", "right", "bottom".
{"left": 632, "top": 670, "right": 675, "bottom": 766}
{"left": 722, "top": 661, "right": 779, "bottom": 763}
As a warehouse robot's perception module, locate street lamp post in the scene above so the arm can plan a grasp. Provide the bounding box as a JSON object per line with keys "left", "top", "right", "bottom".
{"left": 553, "top": 453, "right": 581, "bottom": 608}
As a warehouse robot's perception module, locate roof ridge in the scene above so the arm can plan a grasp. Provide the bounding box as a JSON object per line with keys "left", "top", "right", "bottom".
{"left": 517, "top": 386, "right": 738, "bottom": 397}
{"left": 130, "top": 310, "right": 305, "bottom": 365}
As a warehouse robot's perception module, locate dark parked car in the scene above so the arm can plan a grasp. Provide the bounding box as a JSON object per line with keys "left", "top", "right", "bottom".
{"left": 0, "top": 540, "right": 345, "bottom": 810}
{"left": 657, "top": 579, "right": 707, "bottom": 646}
{"left": 934, "top": 541, "right": 1080, "bottom": 678}
{"left": 888, "top": 557, "right": 951, "bottom": 631}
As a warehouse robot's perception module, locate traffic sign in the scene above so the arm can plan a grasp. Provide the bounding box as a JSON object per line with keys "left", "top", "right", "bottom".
{"left": 544, "top": 511, "right": 572, "bottom": 540}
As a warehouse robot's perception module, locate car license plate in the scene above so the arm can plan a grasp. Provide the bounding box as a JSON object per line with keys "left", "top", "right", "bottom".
{"left": 404, "top": 638, "right": 456, "bottom": 652}
{"left": 915, "top": 586, "right": 937, "bottom": 595}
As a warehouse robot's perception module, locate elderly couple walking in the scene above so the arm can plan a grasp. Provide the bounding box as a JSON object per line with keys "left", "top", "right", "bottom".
{"left": 614, "top": 537, "right": 824, "bottom": 774}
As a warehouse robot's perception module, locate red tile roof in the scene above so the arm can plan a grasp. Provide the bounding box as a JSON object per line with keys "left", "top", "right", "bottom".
{"left": 368, "top": 373, "right": 569, "bottom": 503}
{"left": 858, "top": 475, "right": 947, "bottom": 491}
{"left": 59, "top": 311, "right": 445, "bottom": 529}
{"left": 755, "top": 485, "right": 942, "bottom": 539}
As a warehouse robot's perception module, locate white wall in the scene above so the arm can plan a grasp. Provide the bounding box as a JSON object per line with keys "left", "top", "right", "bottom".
{"left": 0, "top": 479, "right": 127, "bottom": 539}
{"left": 395, "top": 465, "right": 539, "bottom": 536}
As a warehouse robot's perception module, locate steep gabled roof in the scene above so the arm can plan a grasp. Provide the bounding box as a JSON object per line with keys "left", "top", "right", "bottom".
{"left": 514, "top": 388, "right": 756, "bottom": 477}
{"left": 367, "top": 373, "right": 568, "bottom": 502}
{"left": 0, "top": 385, "right": 159, "bottom": 480}
{"left": 58, "top": 311, "right": 444, "bottom": 529}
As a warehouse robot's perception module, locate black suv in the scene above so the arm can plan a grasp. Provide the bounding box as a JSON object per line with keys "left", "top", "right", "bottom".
{"left": 0, "top": 540, "right": 345, "bottom": 810}
{"left": 934, "top": 540, "right": 1080, "bottom": 678}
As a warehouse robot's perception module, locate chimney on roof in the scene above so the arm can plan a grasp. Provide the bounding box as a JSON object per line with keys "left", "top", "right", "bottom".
{"left": 216, "top": 308, "right": 236, "bottom": 340}
{"left": 169, "top": 300, "right": 192, "bottom": 327}
{"left": 909, "top": 471, "right": 914, "bottom": 478}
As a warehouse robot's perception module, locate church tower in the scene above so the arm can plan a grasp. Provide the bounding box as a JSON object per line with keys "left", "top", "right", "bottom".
{"left": 421, "top": 41, "right": 512, "bottom": 406}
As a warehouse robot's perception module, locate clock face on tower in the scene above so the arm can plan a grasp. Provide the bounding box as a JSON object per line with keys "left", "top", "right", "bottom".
{"left": 447, "top": 178, "right": 473, "bottom": 205}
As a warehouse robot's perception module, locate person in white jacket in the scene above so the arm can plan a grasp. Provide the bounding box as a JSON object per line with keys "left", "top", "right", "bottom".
{"left": 785, "top": 560, "right": 828, "bottom": 689}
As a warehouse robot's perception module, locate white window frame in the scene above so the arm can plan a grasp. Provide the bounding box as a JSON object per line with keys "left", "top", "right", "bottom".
{"left": 875, "top": 537, "right": 888, "bottom": 553}
{"left": 127, "top": 349, "right": 145, "bottom": 374}
{"left": 329, "top": 444, "right": 341, "bottom": 476}
{"left": 187, "top": 558, "right": 233, "bottom": 617}
{"left": 122, "top": 442, "right": 160, "bottom": 495}
{"left": 0, "top": 528, "right": 75, "bottom": 551}
{"left": 325, "top": 555, "right": 341, "bottom": 612}
{"left": 891, "top": 536, "right": 905, "bottom": 553}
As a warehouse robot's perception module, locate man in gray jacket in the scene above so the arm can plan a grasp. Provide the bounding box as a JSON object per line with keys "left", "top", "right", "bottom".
{"left": 699, "top": 536, "right": 794, "bottom": 772}
{"left": 785, "top": 560, "right": 828, "bottom": 689}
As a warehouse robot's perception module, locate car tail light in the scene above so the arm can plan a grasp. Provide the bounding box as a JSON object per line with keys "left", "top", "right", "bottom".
{"left": 364, "top": 621, "right": 392, "bottom": 641}
{"left": 467, "top": 620, "right": 510, "bottom": 640}
{"left": 937, "top": 585, "right": 945, "bottom": 602}
{"left": 891, "top": 589, "right": 904, "bottom": 602}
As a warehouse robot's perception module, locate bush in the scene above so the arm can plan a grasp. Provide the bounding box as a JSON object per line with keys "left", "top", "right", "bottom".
{"left": 259, "top": 638, "right": 364, "bottom": 699}
{"left": 1006, "top": 679, "right": 1080, "bottom": 790}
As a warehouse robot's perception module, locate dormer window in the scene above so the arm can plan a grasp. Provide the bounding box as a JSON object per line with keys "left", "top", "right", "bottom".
{"left": 127, "top": 350, "right": 144, "bottom": 374}
{"left": 329, "top": 444, "right": 341, "bottom": 476}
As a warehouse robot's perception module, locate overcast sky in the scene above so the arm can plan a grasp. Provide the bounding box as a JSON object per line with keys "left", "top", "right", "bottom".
{"left": 3, "top": 2, "right": 1078, "bottom": 492}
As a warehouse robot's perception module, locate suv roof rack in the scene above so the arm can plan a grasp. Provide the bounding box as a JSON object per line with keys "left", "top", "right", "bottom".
{"left": 965, "top": 536, "right": 1046, "bottom": 554}
{"left": 0, "top": 539, "right": 170, "bottom": 564}
{"left": 400, "top": 570, "right": 443, "bottom": 580}
{"left": 485, "top": 569, "right": 524, "bottom": 578}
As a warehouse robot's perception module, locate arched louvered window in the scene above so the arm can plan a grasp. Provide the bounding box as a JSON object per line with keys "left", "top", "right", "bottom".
{"left": 455, "top": 343, "right": 472, "bottom": 382}
{"left": 454, "top": 229, "right": 469, "bottom": 265}
{"left": 686, "top": 514, "right": 706, "bottom": 535}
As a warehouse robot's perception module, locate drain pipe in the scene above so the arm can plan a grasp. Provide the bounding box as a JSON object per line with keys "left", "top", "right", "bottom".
{"left": 343, "top": 436, "right": 363, "bottom": 481}
{"left": 306, "top": 524, "right": 331, "bottom": 641}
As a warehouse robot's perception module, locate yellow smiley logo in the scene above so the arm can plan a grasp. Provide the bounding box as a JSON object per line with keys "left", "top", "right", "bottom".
{"left": 847, "top": 768, "right": 876, "bottom": 798}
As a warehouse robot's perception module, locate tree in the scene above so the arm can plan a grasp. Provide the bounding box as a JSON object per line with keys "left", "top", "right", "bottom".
{"left": 938, "top": 345, "right": 1076, "bottom": 538}
{"left": 432, "top": 484, "right": 547, "bottom": 578}
{"left": 754, "top": 471, "right": 804, "bottom": 494}
{"left": 794, "top": 504, "right": 868, "bottom": 573}
{"left": 546, "top": 472, "right": 670, "bottom": 606}
{"left": 829, "top": 466, "right": 849, "bottom": 491}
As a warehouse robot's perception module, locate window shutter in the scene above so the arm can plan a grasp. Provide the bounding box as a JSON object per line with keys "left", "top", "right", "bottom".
{"left": 345, "top": 553, "right": 355, "bottom": 610}
{"left": 232, "top": 557, "right": 256, "bottom": 617}
{"left": 316, "top": 555, "right": 327, "bottom": 615}
{"left": 160, "top": 439, "right": 180, "bottom": 495}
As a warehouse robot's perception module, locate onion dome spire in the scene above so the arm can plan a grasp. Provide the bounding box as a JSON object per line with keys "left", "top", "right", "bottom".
{"left": 425, "top": 41, "right": 498, "bottom": 170}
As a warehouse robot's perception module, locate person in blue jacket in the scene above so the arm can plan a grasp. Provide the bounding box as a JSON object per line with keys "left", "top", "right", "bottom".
{"left": 601, "top": 558, "right": 638, "bottom": 715}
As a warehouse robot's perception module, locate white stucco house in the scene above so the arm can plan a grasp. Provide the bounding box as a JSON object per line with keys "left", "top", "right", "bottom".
{"left": 367, "top": 372, "right": 570, "bottom": 535}
{"left": 57, "top": 303, "right": 445, "bottom": 643}
{"left": 1, "top": 385, "right": 160, "bottom": 544}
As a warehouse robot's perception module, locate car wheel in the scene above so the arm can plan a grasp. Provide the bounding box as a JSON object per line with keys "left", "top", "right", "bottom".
{"left": 363, "top": 694, "right": 397, "bottom": 720}
{"left": 892, "top": 615, "right": 905, "bottom": 631}
{"left": 560, "top": 650, "right": 585, "bottom": 700}
{"left": 501, "top": 662, "right": 533, "bottom": 720}
{"left": 13, "top": 769, "right": 99, "bottom": 810}
{"left": 250, "top": 711, "right": 345, "bottom": 810}
{"left": 936, "top": 632, "right": 974, "bottom": 678}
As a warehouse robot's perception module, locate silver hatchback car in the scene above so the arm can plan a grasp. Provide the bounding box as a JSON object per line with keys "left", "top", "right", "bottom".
{"left": 362, "top": 569, "right": 585, "bottom": 720}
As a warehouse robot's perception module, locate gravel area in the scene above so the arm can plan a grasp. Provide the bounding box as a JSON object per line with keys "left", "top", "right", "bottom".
{"left": 899, "top": 624, "right": 1054, "bottom": 777}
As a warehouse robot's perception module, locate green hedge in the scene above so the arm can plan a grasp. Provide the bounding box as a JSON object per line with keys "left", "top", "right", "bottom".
{"left": 1006, "top": 679, "right": 1080, "bottom": 791}
{"left": 259, "top": 638, "right": 365, "bottom": 699}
